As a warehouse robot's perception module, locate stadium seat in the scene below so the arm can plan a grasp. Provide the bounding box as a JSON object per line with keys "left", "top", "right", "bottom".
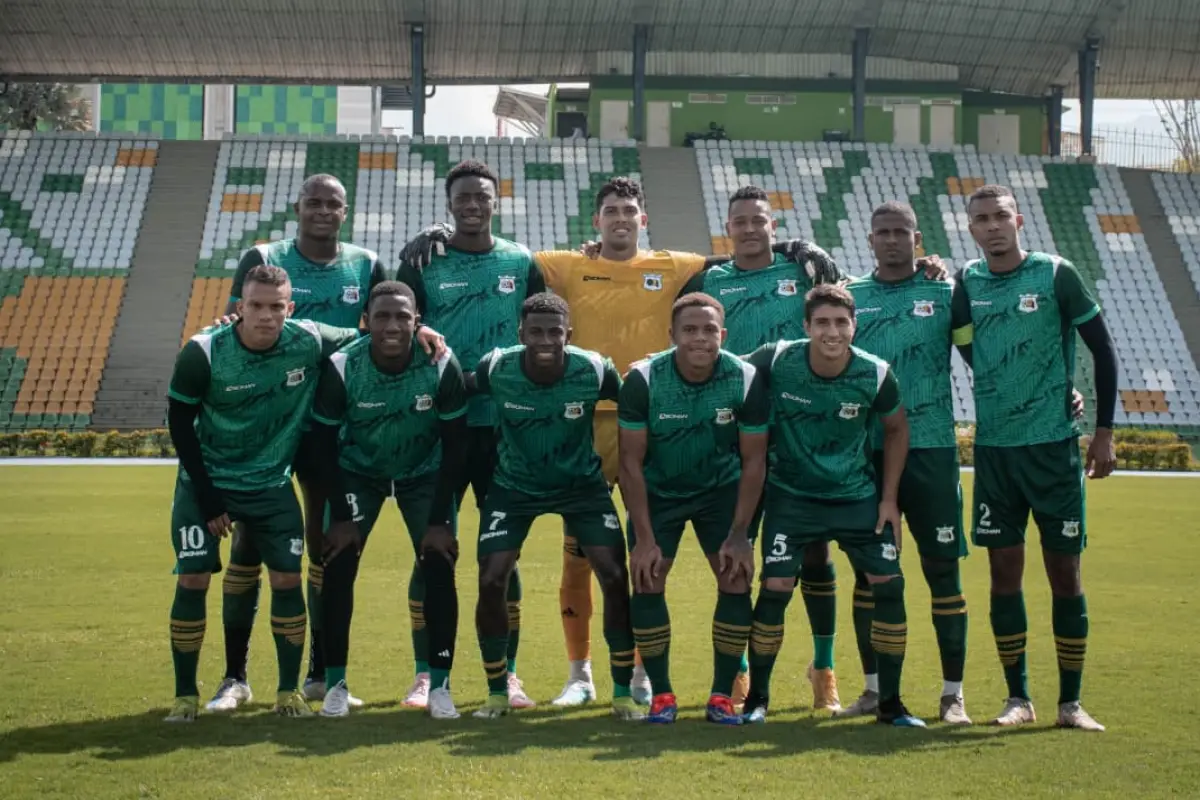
{"left": 1150, "top": 172, "right": 1200, "bottom": 300}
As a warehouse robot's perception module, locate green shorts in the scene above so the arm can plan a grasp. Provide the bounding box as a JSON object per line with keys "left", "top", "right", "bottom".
{"left": 760, "top": 486, "right": 901, "bottom": 580}
{"left": 873, "top": 447, "right": 967, "bottom": 561}
{"left": 972, "top": 439, "right": 1086, "bottom": 553}
{"left": 337, "top": 471, "right": 456, "bottom": 553}
{"left": 478, "top": 478, "right": 623, "bottom": 558}
{"left": 170, "top": 476, "right": 303, "bottom": 575}
{"left": 625, "top": 483, "right": 761, "bottom": 560}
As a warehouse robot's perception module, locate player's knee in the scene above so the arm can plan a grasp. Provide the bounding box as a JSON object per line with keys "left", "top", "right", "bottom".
{"left": 867, "top": 574, "right": 905, "bottom": 600}
{"left": 588, "top": 553, "right": 629, "bottom": 595}
{"left": 1044, "top": 551, "right": 1082, "bottom": 596}
{"left": 421, "top": 550, "right": 456, "bottom": 591}
{"left": 920, "top": 556, "right": 957, "bottom": 581}
{"left": 716, "top": 572, "right": 749, "bottom": 595}
{"left": 762, "top": 576, "right": 796, "bottom": 593}
{"left": 853, "top": 569, "right": 871, "bottom": 590}
{"left": 177, "top": 573, "right": 211, "bottom": 591}
{"left": 800, "top": 542, "right": 832, "bottom": 568}
{"left": 268, "top": 570, "right": 303, "bottom": 590}
{"left": 323, "top": 549, "right": 358, "bottom": 585}
{"left": 478, "top": 557, "right": 512, "bottom": 598}
{"left": 987, "top": 546, "right": 1024, "bottom": 593}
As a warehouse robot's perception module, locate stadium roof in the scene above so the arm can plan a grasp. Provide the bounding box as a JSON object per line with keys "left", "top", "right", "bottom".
{"left": 3, "top": 0, "right": 1200, "bottom": 98}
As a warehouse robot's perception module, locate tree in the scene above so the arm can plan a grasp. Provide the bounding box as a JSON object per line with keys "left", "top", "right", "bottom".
{"left": 0, "top": 83, "right": 92, "bottom": 132}
{"left": 1154, "top": 99, "right": 1200, "bottom": 173}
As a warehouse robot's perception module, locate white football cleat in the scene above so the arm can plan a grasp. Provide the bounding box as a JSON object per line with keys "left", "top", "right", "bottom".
{"left": 320, "top": 680, "right": 351, "bottom": 718}
{"left": 551, "top": 678, "right": 596, "bottom": 707}
{"left": 992, "top": 697, "right": 1036, "bottom": 726}
{"left": 1056, "top": 701, "right": 1104, "bottom": 731}
{"left": 940, "top": 694, "right": 973, "bottom": 725}
{"left": 205, "top": 678, "right": 253, "bottom": 712}
{"left": 832, "top": 689, "right": 878, "bottom": 718}
{"left": 631, "top": 664, "right": 652, "bottom": 706}
{"left": 403, "top": 673, "right": 431, "bottom": 708}
{"left": 507, "top": 673, "right": 536, "bottom": 709}
{"left": 428, "top": 686, "right": 461, "bottom": 720}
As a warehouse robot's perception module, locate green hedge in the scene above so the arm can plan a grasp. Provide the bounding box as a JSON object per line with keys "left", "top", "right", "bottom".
{"left": 955, "top": 426, "right": 1196, "bottom": 471}
{"left": 0, "top": 429, "right": 175, "bottom": 458}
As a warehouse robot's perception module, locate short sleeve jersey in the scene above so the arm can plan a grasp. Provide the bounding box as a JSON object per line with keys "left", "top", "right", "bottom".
{"left": 167, "top": 319, "right": 359, "bottom": 491}
{"left": 475, "top": 345, "right": 622, "bottom": 496}
{"left": 848, "top": 271, "right": 956, "bottom": 450}
{"left": 311, "top": 336, "right": 467, "bottom": 482}
{"left": 747, "top": 340, "right": 902, "bottom": 502}
{"left": 618, "top": 349, "right": 769, "bottom": 499}
{"left": 951, "top": 252, "right": 1100, "bottom": 447}
{"left": 679, "top": 253, "right": 812, "bottom": 355}
{"left": 232, "top": 239, "right": 387, "bottom": 327}
{"left": 397, "top": 237, "right": 545, "bottom": 427}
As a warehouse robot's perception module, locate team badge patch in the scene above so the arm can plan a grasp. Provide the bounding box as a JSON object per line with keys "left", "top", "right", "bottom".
{"left": 913, "top": 300, "right": 935, "bottom": 317}
{"left": 603, "top": 513, "right": 621, "bottom": 530}
{"left": 286, "top": 368, "right": 306, "bottom": 387}
{"left": 715, "top": 408, "right": 734, "bottom": 424}
{"left": 342, "top": 286, "right": 360, "bottom": 304}
{"left": 414, "top": 394, "right": 433, "bottom": 411}
{"left": 1018, "top": 293, "right": 1039, "bottom": 313}
{"left": 497, "top": 275, "right": 516, "bottom": 294}
{"left": 564, "top": 402, "right": 584, "bottom": 419}
{"left": 777, "top": 279, "right": 798, "bottom": 296}
{"left": 881, "top": 543, "right": 898, "bottom": 561}
{"left": 1062, "top": 520, "right": 1081, "bottom": 538}
{"left": 936, "top": 526, "right": 956, "bottom": 544}
{"left": 289, "top": 538, "right": 304, "bottom": 556}
{"left": 643, "top": 273, "right": 663, "bottom": 291}
{"left": 838, "top": 402, "right": 860, "bottom": 420}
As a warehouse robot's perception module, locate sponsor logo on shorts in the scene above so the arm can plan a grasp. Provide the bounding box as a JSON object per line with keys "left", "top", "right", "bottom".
{"left": 414, "top": 394, "right": 433, "bottom": 411}
{"left": 881, "top": 543, "right": 898, "bottom": 561}
{"left": 439, "top": 281, "right": 469, "bottom": 290}
{"left": 839, "top": 402, "right": 860, "bottom": 420}
{"left": 720, "top": 286, "right": 747, "bottom": 296}
{"left": 289, "top": 538, "right": 304, "bottom": 556}
{"left": 479, "top": 529, "right": 508, "bottom": 542}
{"left": 286, "top": 368, "right": 305, "bottom": 387}
{"left": 1061, "top": 520, "right": 1081, "bottom": 538}
{"left": 177, "top": 549, "right": 209, "bottom": 559}
{"left": 342, "top": 285, "right": 360, "bottom": 304}
{"left": 715, "top": 408, "right": 734, "bottom": 424}
{"left": 936, "top": 525, "right": 956, "bottom": 544}
{"left": 497, "top": 275, "right": 516, "bottom": 294}
{"left": 765, "top": 533, "right": 791, "bottom": 564}
{"left": 913, "top": 300, "right": 935, "bottom": 317}
{"left": 643, "top": 273, "right": 663, "bottom": 291}
{"left": 564, "top": 402, "right": 584, "bottom": 419}
{"left": 776, "top": 279, "right": 798, "bottom": 296}
{"left": 505, "top": 401, "right": 535, "bottom": 412}
{"left": 1018, "top": 293, "right": 1039, "bottom": 313}
{"left": 603, "top": 513, "right": 620, "bottom": 530}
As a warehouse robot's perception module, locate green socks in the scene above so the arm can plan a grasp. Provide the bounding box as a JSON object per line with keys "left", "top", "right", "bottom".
{"left": 748, "top": 589, "right": 793, "bottom": 703}
{"left": 507, "top": 567, "right": 522, "bottom": 672}
{"left": 1053, "top": 594, "right": 1088, "bottom": 704}
{"left": 870, "top": 577, "right": 907, "bottom": 705}
{"left": 712, "top": 591, "right": 752, "bottom": 696}
{"left": 923, "top": 559, "right": 968, "bottom": 683}
{"left": 325, "top": 666, "right": 346, "bottom": 688}
{"left": 430, "top": 667, "right": 450, "bottom": 691}
{"left": 605, "top": 627, "right": 636, "bottom": 690}
{"left": 799, "top": 562, "right": 837, "bottom": 671}
{"left": 990, "top": 591, "right": 1029, "bottom": 700}
{"left": 270, "top": 586, "right": 307, "bottom": 693}
{"left": 852, "top": 571, "right": 877, "bottom": 678}
{"left": 632, "top": 592, "right": 672, "bottom": 695}
{"left": 408, "top": 564, "right": 428, "bottom": 675}
{"left": 221, "top": 561, "right": 259, "bottom": 682}
{"left": 479, "top": 633, "right": 509, "bottom": 695}
{"left": 306, "top": 562, "right": 324, "bottom": 680}
{"left": 170, "top": 585, "right": 207, "bottom": 698}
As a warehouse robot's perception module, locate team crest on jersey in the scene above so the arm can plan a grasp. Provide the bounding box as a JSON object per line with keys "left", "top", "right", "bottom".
{"left": 286, "top": 368, "right": 306, "bottom": 387}
{"left": 1062, "top": 520, "right": 1081, "bottom": 538}
{"left": 715, "top": 408, "right": 734, "bottom": 424}
{"left": 838, "top": 402, "right": 860, "bottom": 420}
{"left": 643, "top": 273, "right": 663, "bottom": 291}
{"left": 913, "top": 300, "right": 935, "bottom": 317}
{"left": 564, "top": 402, "right": 584, "bottom": 419}
{"left": 342, "top": 285, "right": 360, "bottom": 304}
{"left": 1018, "top": 293, "right": 1039, "bottom": 313}
{"left": 881, "top": 543, "right": 898, "bottom": 561}
{"left": 289, "top": 538, "right": 304, "bottom": 556}
{"left": 497, "top": 275, "right": 516, "bottom": 294}
{"left": 777, "top": 279, "right": 798, "bottom": 296}
{"left": 936, "top": 526, "right": 956, "bottom": 544}
{"left": 414, "top": 394, "right": 433, "bottom": 411}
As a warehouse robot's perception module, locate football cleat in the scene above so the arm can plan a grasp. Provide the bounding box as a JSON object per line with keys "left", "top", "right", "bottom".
{"left": 551, "top": 678, "right": 596, "bottom": 707}
{"left": 205, "top": 678, "right": 253, "bottom": 712}
{"left": 833, "top": 689, "right": 879, "bottom": 718}
{"left": 877, "top": 699, "right": 927, "bottom": 728}
{"left": 273, "top": 690, "right": 316, "bottom": 718}
{"left": 646, "top": 693, "right": 677, "bottom": 724}
{"left": 940, "top": 693, "right": 972, "bottom": 725}
{"left": 507, "top": 673, "right": 536, "bottom": 709}
{"left": 705, "top": 694, "right": 743, "bottom": 726}
{"left": 1056, "top": 701, "right": 1104, "bottom": 731}
{"left": 472, "top": 694, "right": 510, "bottom": 719}
{"left": 428, "top": 686, "right": 461, "bottom": 720}
{"left": 164, "top": 696, "right": 199, "bottom": 723}
{"left": 302, "top": 678, "right": 326, "bottom": 702}
{"left": 403, "top": 673, "right": 431, "bottom": 708}
{"left": 992, "top": 697, "right": 1037, "bottom": 727}
{"left": 631, "top": 664, "right": 652, "bottom": 706}
{"left": 742, "top": 695, "right": 769, "bottom": 724}
{"left": 807, "top": 662, "right": 841, "bottom": 712}
{"left": 611, "top": 696, "right": 646, "bottom": 721}
{"left": 319, "top": 680, "right": 351, "bottom": 718}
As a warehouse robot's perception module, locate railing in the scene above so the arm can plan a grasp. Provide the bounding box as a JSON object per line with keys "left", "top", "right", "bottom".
{"left": 1061, "top": 127, "right": 1191, "bottom": 172}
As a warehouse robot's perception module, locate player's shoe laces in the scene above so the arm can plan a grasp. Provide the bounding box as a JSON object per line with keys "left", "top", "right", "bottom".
{"left": 507, "top": 673, "right": 536, "bottom": 709}
{"left": 806, "top": 662, "right": 842, "bottom": 712}
{"left": 403, "top": 672, "right": 431, "bottom": 708}
{"left": 742, "top": 695, "right": 769, "bottom": 724}
{"left": 705, "top": 694, "right": 743, "bottom": 726}
{"left": 611, "top": 696, "right": 646, "bottom": 721}
{"left": 428, "top": 686, "right": 460, "bottom": 720}
{"left": 631, "top": 664, "right": 652, "bottom": 706}
{"left": 274, "top": 690, "right": 316, "bottom": 718}
{"left": 833, "top": 689, "right": 879, "bottom": 718}
{"left": 551, "top": 678, "right": 596, "bottom": 707}
{"left": 1056, "top": 701, "right": 1104, "bottom": 732}
{"left": 320, "top": 680, "right": 351, "bottom": 718}
{"left": 164, "top": 696, "right": 199, "bottom": 723}
{"left": 646, "top": 693, "right": 677, "bottom": 724}
{"left": 304, "top": 678, "right": 363, "bottom": 708}
{"left": 205, "top": 678, "right": 253, "bottom": 712}
{"left": 940, "top": 693, "right": 972, "bottom": 725}
{"left": 877, "top": 699, "right": 927, "bottom": 728}
{"left": 732, "top": 670, "right": 750, "bottom": 709}
{"left": 992, "top": 697, "right": 1036, "bottom": 726}
{"left": 472, "top": 694, "right": 510, "bottom": 719}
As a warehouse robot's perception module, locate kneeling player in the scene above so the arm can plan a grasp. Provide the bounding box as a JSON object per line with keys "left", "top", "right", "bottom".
{"left": 619, "top": 293, "right": 768, "bottom": 725}
{"left": 743, "top": 284, "right": 923, "bottom": 727}
{"left": 470, "top": 293, "right": 641, "bottom": 720}
{"left": 310, "top": 281, "right": 469, "bottom": 719}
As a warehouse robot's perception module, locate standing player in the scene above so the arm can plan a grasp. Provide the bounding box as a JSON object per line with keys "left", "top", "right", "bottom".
{"left": 394, "top": 159, "right": 546, "bottom": 710}
{"left": 619, "top": 293, "right": 768, "bottom": 725}
{"left": 401, "top": 177, "right": 840, "bottom": 706}
{"left": 951, "top": 185, "right": 1117, "bottom": 731}
{"left": 163, "top": 265, "right": 359, "bottom": 722}
{"left": 469, "top": 293, "right": 641, "bottom": 721}
{"left": 743, "top": 284, "right": 924, "bottom": 728}
{"left": 309, "top": 281, "right": 469, "bottom": 719}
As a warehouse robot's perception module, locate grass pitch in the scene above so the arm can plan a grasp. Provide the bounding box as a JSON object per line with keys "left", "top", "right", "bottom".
{"left": 0, "top": 466, "right": 1196, "bottom": 799}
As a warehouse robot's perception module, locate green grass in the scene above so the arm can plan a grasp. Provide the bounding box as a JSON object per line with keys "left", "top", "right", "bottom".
{"left": 0, "top": 466, "right": 1196, "bottom": 798}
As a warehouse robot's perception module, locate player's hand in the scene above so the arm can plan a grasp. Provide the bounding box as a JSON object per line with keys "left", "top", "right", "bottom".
{"left": 876, "top": 499, "right": 902, "bottom": 552}
{"left": 420, "top": 525, "right": 459, "bottom": 564}
{"left": 416, "top": 325, "right": 447, "bottom": 360}
{"left": 206, "top": 512, "right": 233, "bottom": 539}
{"left": 399, "top": 222, "right": 453, "bottom": 270}
{"left": 916, "top": 254, "right": 949, "bottom": 280}
{"left": 1085, "top": 426, "right": 1116, "bottom": 479}
{"left": 781, "top": 239, "right": 840, "bottom": 284}
{"left": 323, "top": 520, "right": 363, "bottom": 561}
{"left": 629, "top": 539, "right": 664, "bottom": 593}
{"left": 579, "top": 240, "right": 602, "bottom": 260}
{"left": 717, "top": 534, "right": 755, "bottom": 584}
{"left": 1071, "top": 389, "right": 1086, "bottom": 420}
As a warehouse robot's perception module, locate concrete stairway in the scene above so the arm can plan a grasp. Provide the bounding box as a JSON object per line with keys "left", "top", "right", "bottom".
{"left": 638, "top": 146, "right": 714, "bottom": 254}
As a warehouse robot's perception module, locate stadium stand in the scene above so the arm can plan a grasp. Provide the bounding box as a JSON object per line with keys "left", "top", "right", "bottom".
{"left": 696, "top": 140, "right": 1200, "bottom": 434}
{"left": 1151, "top": 172, "right": 1200, "bottom": 299}
{"left": 0, "top": 130, "right": 156, "bottom": 431}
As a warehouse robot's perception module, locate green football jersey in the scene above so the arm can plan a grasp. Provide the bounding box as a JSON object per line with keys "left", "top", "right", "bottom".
{"left": 397, "top": 237, "right": 546, "bottom": 427}
{"left": 848, "top": 271, "right": 956, "bottom": 450}
{"left": 747, "top": 340, "right": 902, "bottom": 502}
{"left": 680, "top": 253, "right": 812, "bottom": 355}
{"left": 311, "top": 336, "right": 468, "bottom": 481}
{"left": 951, "top": 252, "right": 1100, "bottom": 447}
{"left": 476, "top": 345, "right": 622, "bottom": 496}
{"left": 618, "top": 349, "right": 769, "bottom": 499}
{"left": 168, "top": 319, "right": 359, "bottom": 491}
{"left": 232, "top": 239, "right": 388, "bottom": 327}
